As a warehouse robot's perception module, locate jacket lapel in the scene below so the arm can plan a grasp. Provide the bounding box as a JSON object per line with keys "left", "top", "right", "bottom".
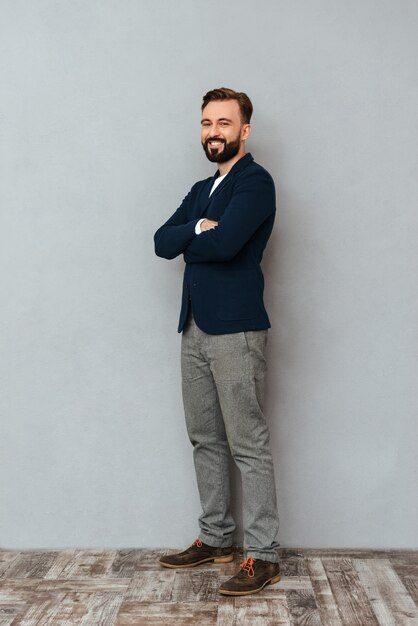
{"left": 199, "top": 153, "right": 254, "bottom": 217}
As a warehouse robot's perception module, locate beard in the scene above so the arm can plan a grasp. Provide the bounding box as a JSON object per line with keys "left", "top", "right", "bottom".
{"left": 202, "top": 134, "right": 241, "bottom": 163}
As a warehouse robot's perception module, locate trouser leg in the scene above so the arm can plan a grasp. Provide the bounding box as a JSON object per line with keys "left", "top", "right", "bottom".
{"left": 181, "top": 315, "right": 235, "bottom": 547}
{"left": 207, "top": 329, "right": 280, "bottom": 563}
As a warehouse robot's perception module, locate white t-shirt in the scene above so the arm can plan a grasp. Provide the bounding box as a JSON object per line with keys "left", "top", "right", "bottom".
{"left": 209, "top": 173, "right": 227, "bottom": 196}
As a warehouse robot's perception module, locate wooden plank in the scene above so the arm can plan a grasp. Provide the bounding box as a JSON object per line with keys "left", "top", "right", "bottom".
{"left": 0, "top": 579, "right": 43, "bottom": 592}
{"left": 0, "top": 595, "right": 29, "bottom": 621}
{"left": 230, "top": 598, "right": 290, "bottom": 625}
{"left": 33, "top": 578, "right": 130, "bottom": 593}
{"left": 53, "top": 550, "right": 118, "bottom": 579}
{"left": 16, "top": 591, "right": 72, "bottom": 625}
{"left": 170, "top": 570, "right": 220, "bottom": 602}
{"left": 400, "top": 580, "right": 418, "bottom": 609}
{"left": 400, "top": 576, "right": 418, "bottom": 606}
{"left": 0, "top": 596, "right": 27, "bottom": 626}
{"left": 43, "top": 550, "right": 78, "bottom": 579}
{"left": 115, "top": 601, "right": 218, "bottom": 626}
{"left": 280, "top": 557, "right": 309, "bottom": 578}
{"left": 125, "top": 571, "right": 175, "bottom": 601}
{"left": 0, "top": 588, "right": 123, "bottom": 626}
{"left": 271, "top": 576, "right": 312, "bottom": 592}
{"left": 354, "top": 558, "right": 418, "bottom": 625}
{"left": 390, "top": 556, "right": 418, "bottom": 607}
{"left": 113, "top": 549, "right": 168, "bottom": 574}
{"left": 285, "top": 589, "right": 321, "bottom": 625}
{"left": 79, "top": 592, "right": 125, "bottom": 626}
{"left": 3, "top": 552, "right": 58, "bottom": 579}
{"left": 0, "top": 584, "right": 32, "bottom": 623}
{"left": 14, "top": 591, "right": 123, "bottom": 626}
{"left": 216, "top": 598, "right": 234, "bottom": 626}
{"left": 389, "top": 555, "right": 418, "bottom": 569}
{"left": 0, "top": 617, "right": 16, "bottom": 626}
{"left": 109, "top": 550, "right": 145, "bottom": 577}
{"left": 322, "top": 558, "right": 379, "bottom": 626}
{"left": 0, "top": 553, "right": 22, "bottom": 578}
{"left": 217, "top": 597, "right": 291, "bottom": 625}
{"left": 306, "top": 557, "right": 343, "bottom": 626}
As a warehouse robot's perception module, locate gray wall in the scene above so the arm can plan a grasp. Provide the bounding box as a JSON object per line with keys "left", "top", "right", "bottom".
{"left": 1, "top": 0, "right": 417, "bottom": 549}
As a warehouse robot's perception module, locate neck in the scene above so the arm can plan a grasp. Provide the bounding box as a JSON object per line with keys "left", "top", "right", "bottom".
{"left": 217, "top": 146, "right": 247, "bottom": 176}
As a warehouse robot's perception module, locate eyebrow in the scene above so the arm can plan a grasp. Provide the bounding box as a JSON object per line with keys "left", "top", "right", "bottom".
{"left": 201, "top": 117, "right": 233, "bottom": 124}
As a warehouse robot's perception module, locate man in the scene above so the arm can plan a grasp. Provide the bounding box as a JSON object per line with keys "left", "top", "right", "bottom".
{"left": 154, "top": 87, "right": 280, "bottom": 596}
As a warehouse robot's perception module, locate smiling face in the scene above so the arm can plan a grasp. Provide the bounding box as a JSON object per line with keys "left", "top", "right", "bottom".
{"left": 201, "top": 99, "right": 251, "bottom": 164}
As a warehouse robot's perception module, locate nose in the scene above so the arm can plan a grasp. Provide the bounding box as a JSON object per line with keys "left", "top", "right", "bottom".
{"left": 208, "top": 129, "right": 222, "bottom": 139}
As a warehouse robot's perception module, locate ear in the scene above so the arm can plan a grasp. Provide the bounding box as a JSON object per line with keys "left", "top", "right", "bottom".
{"left": 241, "top": 123, "right": 251, "bottom": 141}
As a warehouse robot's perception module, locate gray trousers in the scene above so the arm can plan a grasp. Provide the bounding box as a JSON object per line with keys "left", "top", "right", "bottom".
{"left": 181, "top": 312, "right": 280, "bottom": 563}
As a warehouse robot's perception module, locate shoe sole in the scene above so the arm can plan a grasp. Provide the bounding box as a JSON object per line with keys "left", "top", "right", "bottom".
{"left": 218, "top": 574, "right": 281, "bottom": 595}
{"left": 159, "top": 553, "right": 234, "bottom": 569}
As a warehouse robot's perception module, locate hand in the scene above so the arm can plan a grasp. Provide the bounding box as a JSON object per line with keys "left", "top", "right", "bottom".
{"left": 200, "top": 219, "right": 218, "bottom": 232}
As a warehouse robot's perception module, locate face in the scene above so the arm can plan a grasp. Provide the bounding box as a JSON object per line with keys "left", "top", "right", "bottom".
{"left": 201, "top": 100, "right": 251, "bottom": 163}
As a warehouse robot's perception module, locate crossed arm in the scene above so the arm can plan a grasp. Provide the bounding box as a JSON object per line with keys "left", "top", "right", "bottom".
{"left": 154, "top": 172, "right": 275, "bottom": 263}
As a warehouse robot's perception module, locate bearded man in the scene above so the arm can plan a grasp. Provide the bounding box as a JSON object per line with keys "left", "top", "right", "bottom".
{"left": 154, "top": 87, "right": 281, "bottom": 596}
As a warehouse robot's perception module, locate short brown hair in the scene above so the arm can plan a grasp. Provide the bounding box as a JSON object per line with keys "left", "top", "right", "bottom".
{"left": 201, "top": 87, "right": 253, "bottom": 124}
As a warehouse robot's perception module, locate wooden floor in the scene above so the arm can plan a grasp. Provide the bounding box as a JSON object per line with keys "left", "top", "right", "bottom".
{"left": 0, "top": 547, "right": 417, "bottom": 625}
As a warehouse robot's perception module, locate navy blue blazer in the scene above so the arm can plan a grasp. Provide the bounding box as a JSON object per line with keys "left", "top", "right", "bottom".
{"left": 154, "top": 153, "right": 276, "bottom": 334}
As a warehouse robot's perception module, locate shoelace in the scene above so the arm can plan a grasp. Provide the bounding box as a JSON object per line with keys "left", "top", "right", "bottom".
{"left": 192, "top": 538, "right": 203, "bottom": 548}
{"left": 240, "top": 556, "right": 255, "bottom": 578}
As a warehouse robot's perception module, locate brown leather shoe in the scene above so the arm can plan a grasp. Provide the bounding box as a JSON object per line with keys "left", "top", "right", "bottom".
{"left": 218, "top": 556, "right": 281, "bottom": 595}
{"left": 158, "top": 538, "right": 234, "bottom": 569}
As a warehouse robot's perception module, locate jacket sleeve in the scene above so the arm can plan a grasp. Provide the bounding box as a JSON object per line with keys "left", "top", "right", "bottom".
{"left": 183, "top": 171, "right": 275, "bottom": 263}
{"left": 154, "top": 186, "right": 200, "bottom": 260}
